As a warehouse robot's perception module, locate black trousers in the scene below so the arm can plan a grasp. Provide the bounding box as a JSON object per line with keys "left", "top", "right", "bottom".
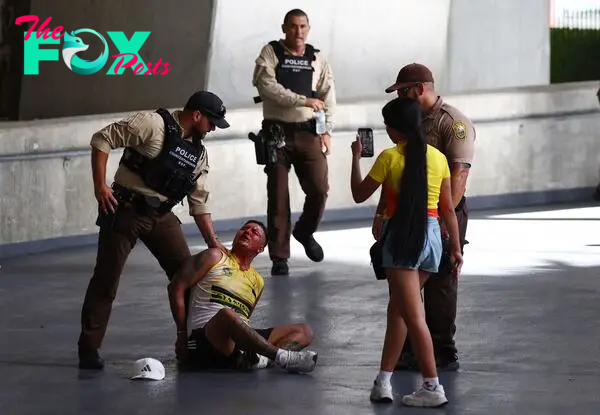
{"left": 180, "top": 326, "right": 274, "bottom": 371}
{"left": 402, "top": 199, "right": 469, "bottom": 358}
{"left": 264, "top": 123, "right": 329, "bottom": 260}
{"left": 78, "top": 202, "right": 191, "bottom": 352}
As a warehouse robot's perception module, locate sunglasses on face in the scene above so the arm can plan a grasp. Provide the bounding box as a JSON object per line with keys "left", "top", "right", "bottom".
{"left": 397, "top": 83, "right": 421, "bottom": 97}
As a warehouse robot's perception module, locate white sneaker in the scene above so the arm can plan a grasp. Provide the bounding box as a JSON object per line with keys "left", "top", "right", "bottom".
{"left": 281, "top": 350, "right": 318, "bottom": 373}
{"left": 369, "top": 380, "right": 393, "bottom": 403}
{"left": 401, "top": 384, "right": 448, "bottom": 407}
{"left": 251, "top": 354, "right": 270, "bottom": 370}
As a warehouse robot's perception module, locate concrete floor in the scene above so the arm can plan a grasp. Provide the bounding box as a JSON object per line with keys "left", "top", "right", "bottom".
{"left": 1, "top": 203, "right": 599, "bottom": 415}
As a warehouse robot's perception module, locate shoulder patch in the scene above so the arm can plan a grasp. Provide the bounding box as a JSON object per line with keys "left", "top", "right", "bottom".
{"left": 451, "top": 121, "right": 467, "bottom": 141}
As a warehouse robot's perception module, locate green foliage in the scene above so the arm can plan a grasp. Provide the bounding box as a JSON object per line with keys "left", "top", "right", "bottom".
{"left": 550, "top": 27, "right": 600, "bottom": 83}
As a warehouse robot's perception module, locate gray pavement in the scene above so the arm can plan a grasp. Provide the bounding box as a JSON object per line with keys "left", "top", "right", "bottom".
{"left": 1, "top": 203, "right": 599, "bottom": 414}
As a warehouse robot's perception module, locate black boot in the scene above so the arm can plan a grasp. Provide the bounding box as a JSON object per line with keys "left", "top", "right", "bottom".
{"left": 271, "top": 258, "right": 289, "bottom": 276}
{"left": 292, "top": 230, "right": 324, "bottom": 262}
{"left": 78, "top": 347, "right": 105, "bottom": 370}
{"left": 436, "top": 353, "right": 460, "bottom": 372}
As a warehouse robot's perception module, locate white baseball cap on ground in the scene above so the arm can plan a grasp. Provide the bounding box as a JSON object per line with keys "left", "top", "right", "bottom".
{"left": 129, "top": 357, "right": 165, "bottom": 381}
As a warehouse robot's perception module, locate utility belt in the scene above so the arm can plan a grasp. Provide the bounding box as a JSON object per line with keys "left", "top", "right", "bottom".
{"left": 248, "top": 119, "right": 318, "bottom": 166}
{"left": 263, "top": 118, "right": 316, "bottom": 134}
{"left": 112, "top": 183, "right": 178, "bottom": 215}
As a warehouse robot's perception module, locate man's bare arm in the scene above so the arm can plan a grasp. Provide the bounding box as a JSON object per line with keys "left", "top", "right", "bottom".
{"left": 193, "top": 214, "right": 220, "bottom": 248}
{"left": 450, "top": 162, "right": 471, "bottom": 208}
{"left": 187, "top": 160, "right": 223, "bottom": 249}
{"left": 167, "top": 248, "right": 223, "bottom": 333}
{"left": 316, "top": 59, "right": 336, "bottom": 133}
{"left": 91, "top": 148, "right": 109, "bottom": 189}
{"left": 91, "top": 147, "right": 119, "bottom": 214}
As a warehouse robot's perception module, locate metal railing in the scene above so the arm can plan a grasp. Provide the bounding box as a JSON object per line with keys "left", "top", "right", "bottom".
{"left": 554, "top": 9, "right": 600, "bottom": 29}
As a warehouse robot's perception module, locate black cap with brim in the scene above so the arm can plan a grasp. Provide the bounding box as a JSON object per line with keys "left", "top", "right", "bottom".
{"left": 184, "top": 90, "right": 230, "bottom": 129}
{"left": 207, "top": 115, "right": 230, "bottom": 129}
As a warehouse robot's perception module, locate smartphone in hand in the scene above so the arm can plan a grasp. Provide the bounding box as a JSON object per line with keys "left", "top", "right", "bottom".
{"left": 357, "top": 128, "right": 374, "bottom": 157}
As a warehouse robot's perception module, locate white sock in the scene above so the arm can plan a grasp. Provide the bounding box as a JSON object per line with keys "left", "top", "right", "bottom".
{"left": 376, "top": 371, "right": 393, "bottom": 386}
{"left": 275, "top": 349, "right": 290, "bottom": 367}
{"left": 422, "top": 377, "right": 439, "bottom": 391}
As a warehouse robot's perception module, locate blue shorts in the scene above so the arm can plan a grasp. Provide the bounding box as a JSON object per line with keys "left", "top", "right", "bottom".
{"left": 381, "top": 217, "right": 443, "bottom": 273}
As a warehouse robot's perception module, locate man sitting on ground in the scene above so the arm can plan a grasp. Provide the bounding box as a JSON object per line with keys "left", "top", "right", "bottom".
{"left": 168, "top": 220, "right": 318, "bottom": 373}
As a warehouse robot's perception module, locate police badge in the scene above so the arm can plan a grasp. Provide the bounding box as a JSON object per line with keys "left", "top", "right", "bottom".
{"left": 452, "top": 121, "right": 467, "bottom": 141}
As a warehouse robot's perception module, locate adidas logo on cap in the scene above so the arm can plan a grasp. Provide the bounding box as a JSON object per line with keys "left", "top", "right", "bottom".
{"left": 130, "top": 357, "right": 165, "bottom": 381}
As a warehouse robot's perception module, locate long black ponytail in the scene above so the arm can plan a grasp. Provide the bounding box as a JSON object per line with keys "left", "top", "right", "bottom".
{"left": 380, "top": 98, "right": 428, "bottom": 266}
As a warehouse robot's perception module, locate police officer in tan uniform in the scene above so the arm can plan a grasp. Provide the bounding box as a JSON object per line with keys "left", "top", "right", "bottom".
{"left": 78, "top": 90, "right": 229, "bottom": 369}
{"left": 252, "top": 8, "right": 336, "bottom": 276}
{"left": 375, "top": 63, "right": 475, "bottom": 371}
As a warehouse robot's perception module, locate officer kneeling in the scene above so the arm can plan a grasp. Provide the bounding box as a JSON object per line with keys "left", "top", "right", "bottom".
{"left": 77, "top": 90, "right": 229, "bottom": 370}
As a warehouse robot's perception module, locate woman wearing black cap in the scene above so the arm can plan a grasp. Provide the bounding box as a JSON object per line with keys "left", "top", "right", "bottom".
{"left": 350, "top": 97, "right": 463, "bottom": 407}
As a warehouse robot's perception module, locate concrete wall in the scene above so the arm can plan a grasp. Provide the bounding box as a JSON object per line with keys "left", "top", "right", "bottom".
{"left": 444, "top": 0, "right": 550, "bottom": 93}
{"left": 11, "top": 0, "right": 549, "bottom": 120}
{"left": 207, "top": 0, "right": 453, "bottom": 107}
{"left": 16, "top": 0, "right": 214, "bottom": 120}
{"left": 207, "top": 0, "right": 550, "bottom": 107}
{"left": 1, "top": 81, "right": 599, "bottom": 257}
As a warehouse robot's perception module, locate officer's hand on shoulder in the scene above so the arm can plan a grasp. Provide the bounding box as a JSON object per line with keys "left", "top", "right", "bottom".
{"left": 304, "top": 98, "right": 325, "bottom": 112}
{"left": 207, "top": 236, "right": 226, "bottom": 252}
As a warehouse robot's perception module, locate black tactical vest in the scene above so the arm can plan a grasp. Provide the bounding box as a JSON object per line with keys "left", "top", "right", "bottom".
{"left": 119, "top": 108, "right": 203, "bottom": 201}
{"left": 254, "top": 40, "right": 319, "bottom": 104}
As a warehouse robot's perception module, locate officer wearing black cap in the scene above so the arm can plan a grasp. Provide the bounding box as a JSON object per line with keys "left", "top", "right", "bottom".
{"left": 77, "top": 90, "right": 229, "bottom": 370}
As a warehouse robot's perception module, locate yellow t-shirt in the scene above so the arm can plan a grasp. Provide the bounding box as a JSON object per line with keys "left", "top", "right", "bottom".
{"left": 367, "top": 143, "right": 451, "bottom": 218}
{"left": 187, "top": 249, "right": 265, "bottom": 332}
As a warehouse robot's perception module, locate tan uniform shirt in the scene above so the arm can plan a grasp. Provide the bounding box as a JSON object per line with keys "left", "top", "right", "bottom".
{"left": 252, "top": 40, "right": 337, "bottom": 133}
{"left": 422, "top": 97, "right": 476, "bottom": 165}
{"left": 90, "top": 110, "right": 210, "bottom": 216}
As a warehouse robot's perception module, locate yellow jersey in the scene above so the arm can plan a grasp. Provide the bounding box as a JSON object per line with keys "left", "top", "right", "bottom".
{"left": 187, "top": 249, "right": 264, "bottom": 332}
{"left": 367, "top": 143, "right": 451, "bottom": 218}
